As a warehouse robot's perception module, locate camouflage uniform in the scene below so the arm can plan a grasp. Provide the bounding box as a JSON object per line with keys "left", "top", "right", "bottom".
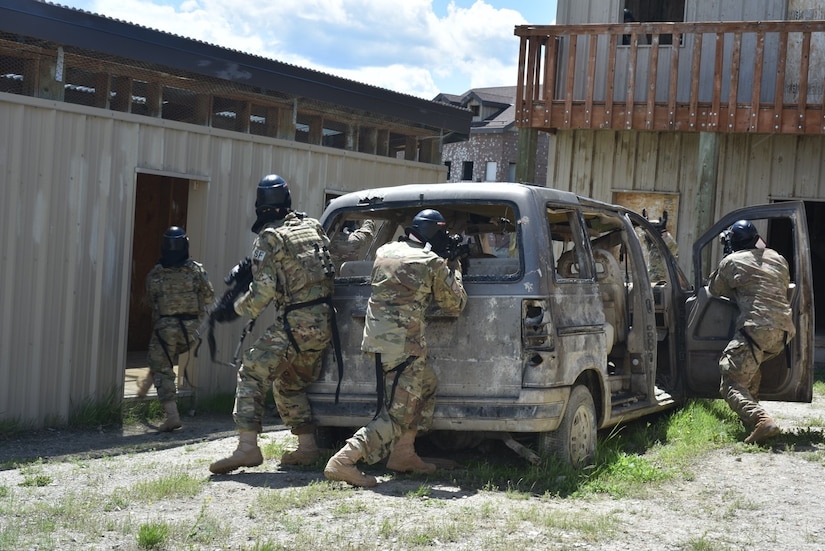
{"left": 648, "top": 230, "right": 678, "bottom": 283}
{"left": 232, "top": 211, "right": 334, "bottom": 435}
{"left": 349, "top": 239, "right": 467, "bottom": 464}
{"left": 146, "top": 260, "right": 214, "bottom": 402}
{"left": 708, "top": 247, "right": 795, "bottom": 428}
{"left": 329, "top": 219, "right": 376, "bottom": 265}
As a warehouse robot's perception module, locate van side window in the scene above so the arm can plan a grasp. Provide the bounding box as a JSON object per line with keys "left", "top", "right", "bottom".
{"left": 548, "top": 207, "right": 592, "bottom": 280}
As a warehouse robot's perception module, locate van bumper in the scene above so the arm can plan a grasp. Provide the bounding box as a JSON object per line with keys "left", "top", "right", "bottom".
{"left": 308, "top": 387, "right": 568, "bottom": 433}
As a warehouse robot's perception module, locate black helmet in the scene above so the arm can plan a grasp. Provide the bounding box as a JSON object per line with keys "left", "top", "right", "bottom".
{"left": 728, "top": 219, "right": 759, "bottom": 251}
{"left": 255, "top": 174, "right": 291, "bottom": 212}
{"left": 160, "top": 226, "right": 189, "bottom": 267}
{"left": 409, "top": 209, "right": 447, "bottom": 243}
{"left": 162, "top": 226, "right": 188, "bottom": 253}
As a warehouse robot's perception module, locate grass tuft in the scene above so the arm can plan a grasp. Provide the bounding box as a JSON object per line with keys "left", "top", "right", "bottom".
{"left": 137, "top": 521, "right": 169, "bottom": 549}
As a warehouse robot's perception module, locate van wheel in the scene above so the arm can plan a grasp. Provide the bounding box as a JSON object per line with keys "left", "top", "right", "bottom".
{"left": 538, "top": 385, "right": 597, "bottom": 468}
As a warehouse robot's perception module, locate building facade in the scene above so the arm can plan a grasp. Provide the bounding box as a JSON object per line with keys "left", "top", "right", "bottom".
{"left": 0, "top": 0, "right": 471, "bottom": 427}
{"left": 516, "top": 0, "right": 825, "bottom": 343}
{"left": 436, "top": 87, "right": 549, "bottom": 184}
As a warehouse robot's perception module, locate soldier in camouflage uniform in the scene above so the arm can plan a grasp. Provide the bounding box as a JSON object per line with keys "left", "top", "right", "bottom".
{"left": 328, "top": 219, "right": 376, "bottom": 267}
{"left": 325, "top": 209, "right": 467, "bottom": 487}
{"left": 209, "top": 174, "right": 335, "bottom": 474}
{"left": 642, "top": 210, "right": 679, "bottom": 284}
{"left": 708, "top": 220, "right": 796, "bottom": 445}
{"left": 143, "top": 226, "right": 214, "bottom": 432}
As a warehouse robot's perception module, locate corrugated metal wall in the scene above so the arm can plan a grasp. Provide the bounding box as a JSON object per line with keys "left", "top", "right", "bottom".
{"left": 546, "top": 128, "right": 825, "bottom": 270}
{"left": 0, "top": 94, "right": 444, "bottom": 427}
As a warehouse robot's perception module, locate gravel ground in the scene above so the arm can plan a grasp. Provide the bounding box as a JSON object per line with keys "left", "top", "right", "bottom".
{"left": 1, "top": 395, "right": 824, "bottom": 551}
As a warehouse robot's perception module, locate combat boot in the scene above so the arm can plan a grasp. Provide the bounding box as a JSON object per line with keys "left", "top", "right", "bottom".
{"left": 324, "top": 440, "right": 377, "bottom": 487}
{"left": 744, "top": 416, "right": 780, "bottom": 444}
{"left": 136, "top": 375, "right": 153, "bottom": 398}
{"left": 209, "top": 431, "right": 264, "bottom": 474}
{"left": 386, "top": 430, "right": 436, "bottom": 474}
{"left": 157, "top": 401, "right": 182, "bottom": 432}
{"left": 280, "top": 432, "right": 320, "bottom": 466}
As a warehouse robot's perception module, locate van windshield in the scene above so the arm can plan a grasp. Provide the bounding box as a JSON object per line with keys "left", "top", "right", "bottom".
{"left": 327, "top": 202, "right": 521, "bottom": 282}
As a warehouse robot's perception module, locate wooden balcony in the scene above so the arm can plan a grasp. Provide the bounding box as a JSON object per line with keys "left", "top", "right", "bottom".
{"left": 515, "top": 21, "right": 825, "bottom": 135}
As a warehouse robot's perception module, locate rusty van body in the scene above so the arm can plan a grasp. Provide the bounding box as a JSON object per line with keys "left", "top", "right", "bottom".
{"left": 307, "top": 182, "right": 813, "bottom": 465}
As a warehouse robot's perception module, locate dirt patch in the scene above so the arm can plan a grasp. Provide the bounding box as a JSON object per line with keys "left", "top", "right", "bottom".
{"left": 2, "top": 396, "right": 825, "bottom": 550}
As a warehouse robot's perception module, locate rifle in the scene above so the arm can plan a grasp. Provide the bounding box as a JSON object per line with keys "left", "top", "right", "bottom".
{"left": 194, "top": 257, "right": 254, "bottom": 361}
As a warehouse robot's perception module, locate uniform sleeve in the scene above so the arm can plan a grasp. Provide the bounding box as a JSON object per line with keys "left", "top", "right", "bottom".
{"left": 707, "top": 259, "right": 733, "bottom": 298}
{"left": 234, "top": 232, "right": 280, "bottom": 319}
{"left": 431, "top": 258, "right": 467, "bottom": 316}
{"left": 197, "top": 266, "right": 215, "bottom": 312}
{"left": 144, "top": 266, "right": 157, "bottom": 310}
{"left": 350, "top": 219, "right": 376, "bottom": 244}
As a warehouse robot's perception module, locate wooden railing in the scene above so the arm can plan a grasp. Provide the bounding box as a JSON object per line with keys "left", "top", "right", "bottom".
{"left": 515, "top": 21, "right": 825, "bottom": 135}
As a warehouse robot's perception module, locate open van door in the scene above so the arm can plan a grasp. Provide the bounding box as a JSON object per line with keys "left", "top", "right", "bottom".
{"left": 682, "top": 201, "right": 813, "bottom": 402}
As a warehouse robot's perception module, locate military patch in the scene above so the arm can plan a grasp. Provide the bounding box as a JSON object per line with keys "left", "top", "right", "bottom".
{"left": 252, "top": 248, "right": 266, "bottom": 262}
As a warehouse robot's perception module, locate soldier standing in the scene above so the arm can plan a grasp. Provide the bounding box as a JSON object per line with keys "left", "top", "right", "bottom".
{"left": 324, "top": 209, "right": 467, "bottom": 487}
{"left": 708, "top": 220, "right": 796, "bottom": 444}
{"left": 209, "top": 174, "right": 335, "bottom": 474}
{"left": 143, "top": 226, "right": 214, "bottom": 431}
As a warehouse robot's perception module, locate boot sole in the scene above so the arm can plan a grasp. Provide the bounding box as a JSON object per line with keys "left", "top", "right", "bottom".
{"left": 744, "top": 424, "right": 780, "bottom": 444}
{"left": 324, "top": 466, "right": 377, "bottom": 487}
{"left": 209, "top": 460, "right": 263, "bottom": 475}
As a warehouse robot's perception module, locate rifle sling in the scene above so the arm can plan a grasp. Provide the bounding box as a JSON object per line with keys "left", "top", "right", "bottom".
{"left": 155, "top": 314, "right": 199, "bottom": 389}
{"left": 372, "top": 353, "right": 416, "bottom": 420}
{"left": 283, "top": 296, "right": 345, "bottom": 403}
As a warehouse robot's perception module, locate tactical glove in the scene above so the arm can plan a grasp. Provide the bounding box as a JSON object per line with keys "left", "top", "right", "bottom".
{"left": 211, "top": 297, "right": 239, "bottom": 324}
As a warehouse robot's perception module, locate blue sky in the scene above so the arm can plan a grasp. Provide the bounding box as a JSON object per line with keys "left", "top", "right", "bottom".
{"left": 54, "top": 0, "right": 557, "bottom": 99}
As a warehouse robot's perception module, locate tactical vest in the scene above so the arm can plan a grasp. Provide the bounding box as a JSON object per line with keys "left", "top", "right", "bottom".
{"left": 152, "top": 266, "right": 201, "bottom": 317}
{"left": 272, "top": 217, "right": 332, "bottom": 303}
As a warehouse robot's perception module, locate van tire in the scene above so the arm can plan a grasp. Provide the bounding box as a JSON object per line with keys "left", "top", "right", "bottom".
{"left": 539, "top": 385, "right": 597, "bottom": 468}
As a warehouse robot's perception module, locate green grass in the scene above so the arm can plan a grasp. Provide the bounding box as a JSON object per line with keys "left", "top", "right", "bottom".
{"left": 129, "top": 470, "right": 206, "bottom": 501}
{"left": 1, "top": 376, "right": 822, "bottom": 550}
{"left": 137, "top": 521, "right": 169, "bottom": 549}
{"left": 251, "top": 479, "right": 338, "bottom": 518}
{"left": 451, "top": 398, "right": 745, "bottom": 498}
{"left": 68, "top": 391, "right": 123, "bottom": 428}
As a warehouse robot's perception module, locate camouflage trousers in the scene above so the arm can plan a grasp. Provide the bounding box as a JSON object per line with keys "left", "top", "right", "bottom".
{"left": 233, "top": 308, "right": 330, "bottom": 434}
{"left": 350, "top": 353, "right": 438, "bottom": 465}
{"left": 720, "top": 326, "right": 788, "bottom": 428}
{"left": 146, "top": 317, "right": 200, "bottom": 403}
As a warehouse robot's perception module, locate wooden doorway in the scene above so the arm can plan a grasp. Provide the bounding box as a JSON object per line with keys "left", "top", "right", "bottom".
{"left": 128, "top": 174, "right": 190, "bottom": 352}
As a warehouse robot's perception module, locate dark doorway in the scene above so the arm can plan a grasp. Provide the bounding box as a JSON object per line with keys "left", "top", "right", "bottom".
{"left": 770, "top": 200, "right": 824, "bottom": 335}
{"left": 127, "top": 174, "right": 190, "bottom": 352}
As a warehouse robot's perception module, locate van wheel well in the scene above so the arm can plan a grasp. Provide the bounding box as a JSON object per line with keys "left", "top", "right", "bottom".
{"left": 537, "top": 384, "right": 597, "bottom": 468}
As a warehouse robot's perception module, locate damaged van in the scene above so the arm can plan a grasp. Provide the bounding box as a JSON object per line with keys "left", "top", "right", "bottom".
{"left": 308, "top": 182, "right": 813, "bottom": 466}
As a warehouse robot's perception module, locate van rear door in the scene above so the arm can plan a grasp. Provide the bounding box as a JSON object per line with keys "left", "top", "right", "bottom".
{"left": 682, "top": 201, "right": 813, "bottom": 402}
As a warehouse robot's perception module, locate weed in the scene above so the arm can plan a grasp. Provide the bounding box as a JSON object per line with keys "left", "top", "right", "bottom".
{"left": 253, "top": 480, "right": 336, "bottom": 518}
{"left": 137, "top": 521, "right": 169, "bottom": 549}
{"left": 130, "top": 470, "right": 206, "bottom": 501}
{"left": 406, "top": 484, "right": 432, "bottom": 499}
{"left": 69, "top": 390, "right": 122, "bottom": 428}
{"left": 19, "top": 474, "right": 52, "bottom": 487}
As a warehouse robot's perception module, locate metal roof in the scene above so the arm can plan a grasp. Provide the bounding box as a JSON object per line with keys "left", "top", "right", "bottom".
{"left": 1, "top": 0, "right": 472, "bottom": 135}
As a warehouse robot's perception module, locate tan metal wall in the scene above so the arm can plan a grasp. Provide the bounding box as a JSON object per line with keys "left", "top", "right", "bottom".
{"left": 0, "top": 93, "right": 444, "bottom": 427}
{"left": 545, "top": 128, "right": 825, "bottom": 270}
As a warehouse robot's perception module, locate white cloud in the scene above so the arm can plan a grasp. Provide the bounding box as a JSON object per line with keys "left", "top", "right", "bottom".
{"left": 83, "top": 0, "right": 529, "bottom": 97}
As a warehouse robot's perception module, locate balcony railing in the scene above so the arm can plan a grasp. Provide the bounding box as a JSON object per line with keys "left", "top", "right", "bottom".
{"left": 515, "top": 21, "right": 825, "bottom": 135}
